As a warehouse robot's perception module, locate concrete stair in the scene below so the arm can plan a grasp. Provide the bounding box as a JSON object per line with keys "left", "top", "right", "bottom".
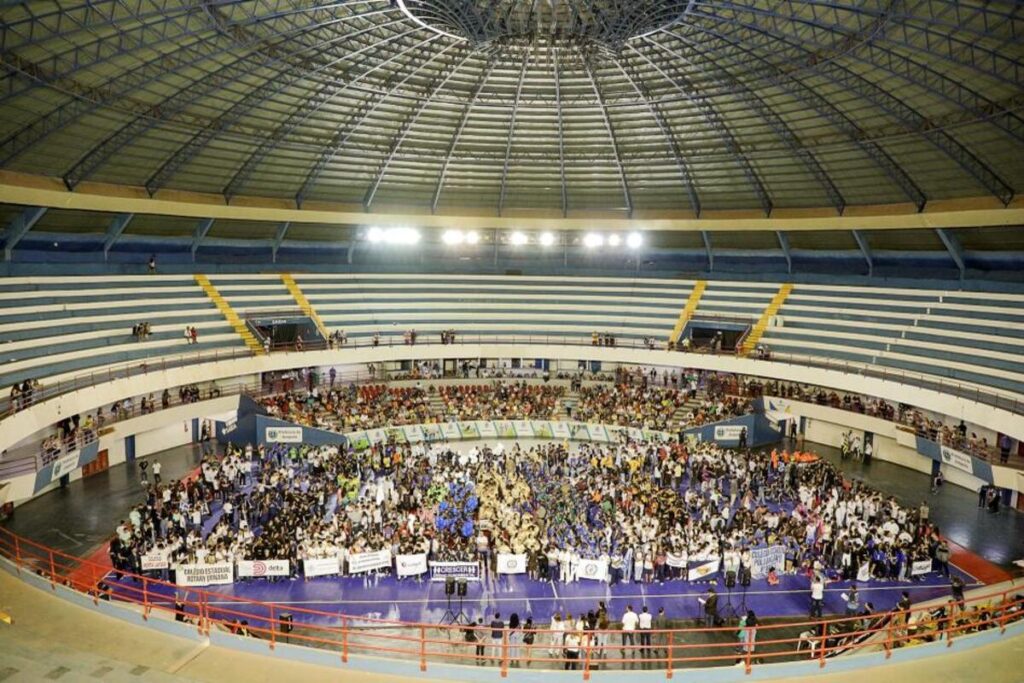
{"left": 281, "top": 274, "right": 329, "bottom": 340}
{"left": 668, "top": 280, "right": 706, "bottom": 344}
{"left": 741, "top": 282, "right": 793, "bottom": 356}
{"left": 194, "top": 274, "right": 263, "bottom": 355}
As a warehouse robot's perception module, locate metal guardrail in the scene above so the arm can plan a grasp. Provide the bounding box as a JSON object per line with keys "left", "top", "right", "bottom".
{"left": 0, "top": 526, "right": 1021, "bottom": 678}
{"left": 3, "top": 335, "right": 1021, "bottom": 419}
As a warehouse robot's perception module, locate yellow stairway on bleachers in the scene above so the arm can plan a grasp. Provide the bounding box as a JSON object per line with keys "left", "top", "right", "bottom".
{"left": 281, "top": 274, "right": 329, "bottom": 340}
{"left": 741, "top": 283, "right": 793, "bottom": 355}
{"left": 668, "top": 280, "right": 707, "bottom": 344}
{"left": 194, "top": 274, "right": 264, "bottom": 355}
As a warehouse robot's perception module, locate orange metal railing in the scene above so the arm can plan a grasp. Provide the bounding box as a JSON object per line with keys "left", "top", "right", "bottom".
{"left": 1, "top": 525, "right": 1021, "bottom": 678}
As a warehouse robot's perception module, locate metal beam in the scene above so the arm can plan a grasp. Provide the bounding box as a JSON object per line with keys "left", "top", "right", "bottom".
{"left": 295, "top": 39, "right": 458, "bottom": 206}
{"left": 553, "top": 49, "right": 568, "bottom": 218}
{"left": 614, "top": 56, "right": 702, "bottom": 217}
{"left": 686, "top": 5, "right": 1016, "bottom": 205}
{"left": 102, "top": 212, "right": 134, "bottom": 260}
{"left": 497, "top": 51, "right": 530, "bottom": 216}
{"left": 776, "top": 230, "right": 792, "bottom": 274}
{"left": 431, "top": 57, "right": 499, "bottom": 214}
{"left": 702, "top": 230, "right": 713, "bottom": 272}
{"left": 364, "top": 51, "right": 474, "bottom": 210}
{"left": 852, "top": 230, "right": 873, "bottom": 277}
{"left": 634, "top": 40, "right": 772, "bottom": 216}
{"left": 935, "top": 228, "right": 966, "bottom": 280}
{"left": 191, "top": 218, "right": 214, "bottom": 260}
{"left": 3, "top": 206, "right": 47, "bottom": 261}
{"left": 271, "top": 221, "right": 290, "bottom": 263}
{"left": 581, "top": 58, "right": 633, "bottom": 217}
{"left": 658, "top": 23, "right": 927, "bottom": 211}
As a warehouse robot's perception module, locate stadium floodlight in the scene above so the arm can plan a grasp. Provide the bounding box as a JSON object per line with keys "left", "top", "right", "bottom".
{"left": 509, "top": 231, "right": 529, "bottom": 246}
{"left": 584, "top": 233, "right": 604, "bottom": 248}
{"left": 626, "top": 232, "right": 643, "bottom": 249}
{"left": 607, "top": 234, "right": 621, "bottom": 247}
{"left": 539, "top": 232, "right": 556, "bottom": 246}
{"left": 465, "top": 231, "right": 480, "bottom": 245}
{"left": 442, "top": 229, "right": 464, "bottom": 245}
{"left": 369, "top": 227, "right": 420, "bottom": 245}
{"left": 396, "top": 227, "right": 421, "bottom": 245}
{"left": 367, "top": 226, "right": 384, "bottom": 243}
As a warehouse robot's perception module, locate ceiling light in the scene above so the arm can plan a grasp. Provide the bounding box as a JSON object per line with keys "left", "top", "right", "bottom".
{"left": 367, "top": 227, "right": 384, "bottom": 243}
{"left": 442, "top": 230, "right": 464, "bottom": 245}
{"left": 509, "top": 231, "right": 528, "bottom": 246}
{"left": 584, "top": 233, "right": 604, "bottom": 248}
{"left": 626, "top": 232, "right": 643, "bottom": 249}
{"left": 539, "top": 232, "right": 556, "bottom": 247}
{"left": 465, "top": 231, "right": 480, "bottom": 244}
{"left": 608, "top": 234, "right": 621, "bottom": 247}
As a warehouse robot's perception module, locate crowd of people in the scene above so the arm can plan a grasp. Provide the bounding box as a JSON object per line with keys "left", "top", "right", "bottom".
{"left": 113, "top": 423, "right": 947, "bottom": 602}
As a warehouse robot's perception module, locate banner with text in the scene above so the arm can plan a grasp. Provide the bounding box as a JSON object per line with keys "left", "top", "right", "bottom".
{"left": 265, "top": 426, "right": 303, "bottom": 443}
{"left": 141, "top": 552, "right": 169, "bottom": 572}
{"left": 395, "top": 553, "right": 428, "bottom": 577}
{"left": 749, "top": 545, "right": 785, "bottom": 580}
{"left": 348, "top": 549, "right": 392, "bottom": 574}
{"left": 429, "top": 561, "right": 481, "bottom": 581}
{"left": 303, "top": 557, "right": 341, "bottom": 578}
{"left": 176, "top": 562, "right": 234, "bottom": 586}
{"left": 577, "top": 558, "right": 608, "bottom": 581}
{"left": 496, "top": 553, "right": 528, "bottom": 575}
{"left": 940, "top": 446, "right": 974, "bottom": 474}
{"left": 911, "top": 559, "right": 934, "bottom": 576}
{"left": 713, "top": 425, "right": 745, "bottom": 442}
{"left": 237, "top": 559, "right": 290, "bottom": 578}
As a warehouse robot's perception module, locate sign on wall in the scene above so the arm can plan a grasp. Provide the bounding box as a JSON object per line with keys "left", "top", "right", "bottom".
{"left": 265, "top": 426, "right": 303, "bottom": 443}
{"left": 940, "top": 446, "right": 974, "bottom": 473}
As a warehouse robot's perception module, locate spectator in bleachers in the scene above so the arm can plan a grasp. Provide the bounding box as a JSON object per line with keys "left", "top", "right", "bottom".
{"left": 148, "top": 255, "right": 156, "bottom": 273}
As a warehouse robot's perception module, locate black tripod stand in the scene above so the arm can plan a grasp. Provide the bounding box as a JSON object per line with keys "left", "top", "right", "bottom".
{"left": 438, "top": 578, "right": 471, "bottom": 631}
{"left": 719, "top": 575, "right": 740, "bottom": 623}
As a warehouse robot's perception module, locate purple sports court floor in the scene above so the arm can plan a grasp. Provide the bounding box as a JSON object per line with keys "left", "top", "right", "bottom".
{"left": 104, "top": 565, "right": 980, "bottom": 632}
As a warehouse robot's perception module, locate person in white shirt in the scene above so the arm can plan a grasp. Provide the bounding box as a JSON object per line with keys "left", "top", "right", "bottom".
{"left": 638, "top": 606, "right": 653, "bottom": 657}
{"left": 810, "top": 574, "right": 825, "bottom": 618}
{"left": 549, "top": 613, "right": 566, "bottom": 659}
{"left": 620, "top": 605, "right": 639, "bottom": 658}
{"left": 152, "top": 460, "right": 162, "bottom": 483}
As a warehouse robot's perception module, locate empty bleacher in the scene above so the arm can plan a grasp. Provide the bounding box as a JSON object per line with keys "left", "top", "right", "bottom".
{"left": 0, "top": 276, "right": 246, "bottom": 394}
{"left": 293, "top": 273, "right": 694, "bottom": 344}
{"left": 0, "top": 274, "right": 1021, "bottom": 411}
{"left": 759, "top": 285, "right": 1024, "bottom": 396}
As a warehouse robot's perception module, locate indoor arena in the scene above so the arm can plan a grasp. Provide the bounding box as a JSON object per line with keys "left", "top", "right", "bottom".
{"left": 0, "top": 1, "right": 1022, "bottom": 681}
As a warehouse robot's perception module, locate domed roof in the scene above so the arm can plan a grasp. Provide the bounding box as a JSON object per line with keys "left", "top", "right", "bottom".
{"left": 0, "top": 0, "right": 1020, "bottom": 216}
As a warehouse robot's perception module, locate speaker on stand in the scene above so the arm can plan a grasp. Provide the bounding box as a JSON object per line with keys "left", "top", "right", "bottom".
{"left": 453, "top": 578, "right": 470, "bottom": 625}
{"left": 720, "top": 570, "right": 739, "bottom": 623}
{"left": 439, "top": 576, "right": 459, "bottom": 631}
{"left": 739, "top": 566, "right": 752, "bottom": 612}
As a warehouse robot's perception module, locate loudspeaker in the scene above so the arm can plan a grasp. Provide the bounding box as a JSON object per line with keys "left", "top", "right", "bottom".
{"left": 740, "top": 567, "right": 751, "bottom": 587}
{"left": 280, "top": 612, "right": 293, "bottom": 633}
{"left": 726, "top": 570, "right": 736, "bottom": 588}
{"left": 456, "top": 578, "right": 467, "bottom": 597}
{"left": 445, "top": 576, "right": 455, "bottom": 596}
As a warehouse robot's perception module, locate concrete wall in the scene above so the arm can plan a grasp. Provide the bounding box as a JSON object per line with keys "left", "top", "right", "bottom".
{"left": 3, "top": 345, "right": 1021, "bottom": 459}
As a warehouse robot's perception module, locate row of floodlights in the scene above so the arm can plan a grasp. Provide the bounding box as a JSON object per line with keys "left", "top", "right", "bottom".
{"left": 366, "top": 227, "right": 642, "bottom": 249}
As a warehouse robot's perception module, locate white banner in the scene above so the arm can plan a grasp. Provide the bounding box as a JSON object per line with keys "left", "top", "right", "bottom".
{"left": 476, "top": 421, "right": 498, "bottom": 439}
{"left": 440, "top": 422, "right": 462, "bottom": 441}
{"left": 496, "top": 553, "right": 527, "bottom": 575}
{"left": 50, "top": 451, "right": 80, "bottom": 481}
{"left": 713, "top": 425, "right": 745, "bottom": 442}
{"left": 304, "top": 557, "right": 341, "bottom": 578}
{"left": 348, "top": 549, "right": 391, "bottom": 574}
{"left": 577, "top": 558, "right": 608, "bottom": 581}
{"left": 141, "top": 551, "right": 168, "bottom": 571}
{"left": 402, "top": 425, "right": 424, "bottom": 443}
{"left": 749, "top": 545, "right": 786, "bottom": 580}
{"left": 429, "top": 561, "right": 481, "bottom": 581}
{"left": 222, "top": 416, "right": 237, "bottom": 434}
{"left": 176, "top": 562, "right": 234, "bottom": 586}
{"left": 265, "top": 426, "right": 302, "bottom": 443}
{"left": 396, "top": 553, "right": 428, "bottom": 577}
{"left": 666, "top": 552, "right": 688, "bottom": 569}
{"left": 856, "top": 561, "right": 872, "bottom": 583}
{"left": 237, "top": 559, "right": 290, "bottom": 578}
{"left": 550, "top": 422, "right": 571, "bottom": 439}
{"left": 586, "top": 424, "right": 609, "bottom": 442}
{"left": 911, "top": 559, "right": 934, "bottom": 576}
{"left": 940, "top": 446, "right": 974, "bottom": 473}
{"left": 687, "top": 559, "right": 721, "bottom": 581}
{"left": 512, "top": 421, "right": 534, "bottom": 437}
